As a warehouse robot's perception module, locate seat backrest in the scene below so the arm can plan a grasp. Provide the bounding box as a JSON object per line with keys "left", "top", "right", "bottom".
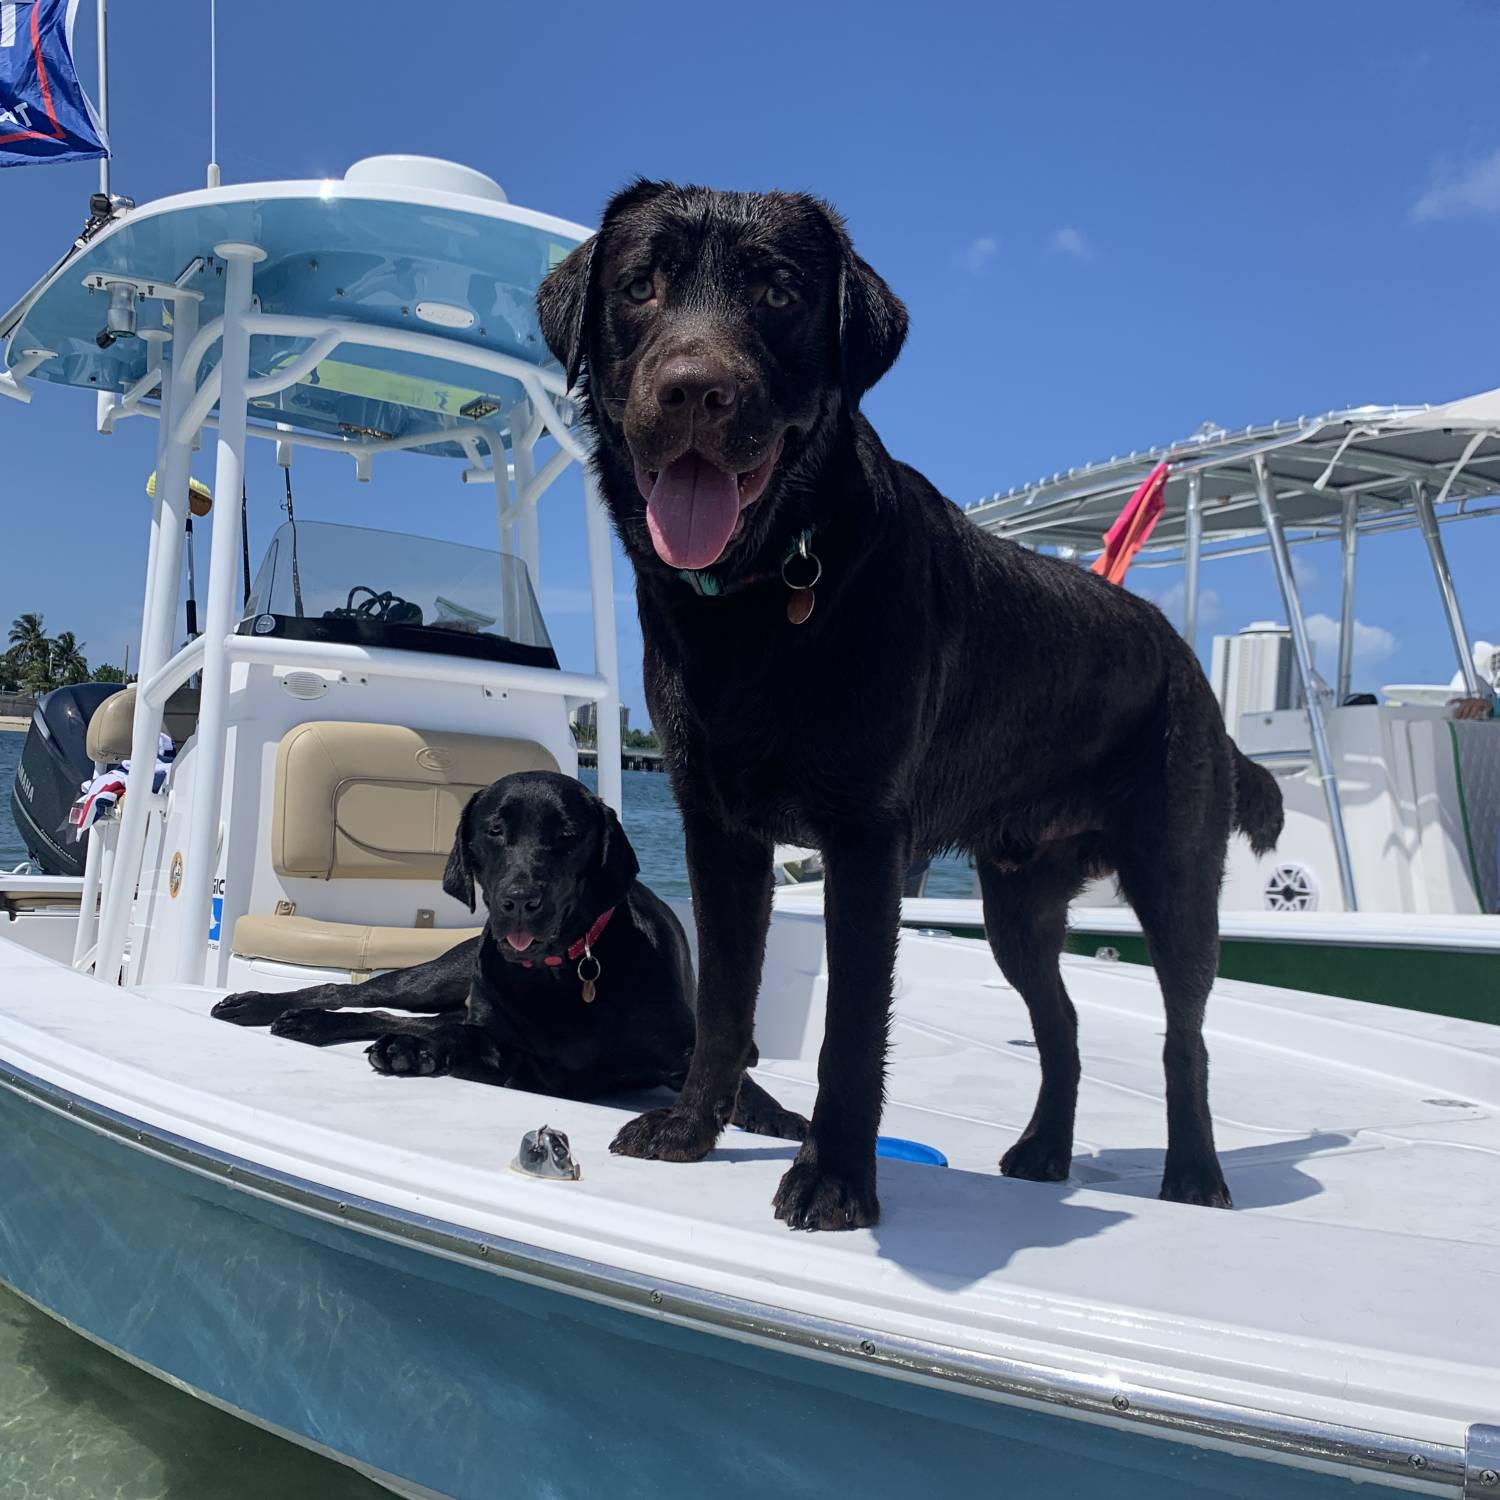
{"left": 86, "top": 685, "right": 201, "bottom": 763}
{"left": 272, "top": 721, "right": 557, "bottom": 881}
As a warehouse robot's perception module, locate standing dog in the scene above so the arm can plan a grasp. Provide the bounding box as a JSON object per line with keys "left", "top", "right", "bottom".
{"left": 537, "top": 182, "right": 1282, "bottom": 1230}
{"left": 213, "top": 771, "right": 806, "bottom": 1136}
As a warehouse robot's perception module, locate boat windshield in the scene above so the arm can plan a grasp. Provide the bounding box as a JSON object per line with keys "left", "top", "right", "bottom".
{"left": 238, "top": 521, "right": 558, "bottom": 670}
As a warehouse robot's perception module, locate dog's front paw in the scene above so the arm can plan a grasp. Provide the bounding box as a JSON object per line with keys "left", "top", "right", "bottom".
{"left": 609, "top": 1107, "right": 720, "bottom": 1162}
{"left": 1159, "top": 1157, "right": 1233, "bottom": 1209}
{"left": 268, "top": 1008, "right": 345, "bottom": 1046}
{"left": 367, "top": 1034, "right": 452, "bottom": 1077}
{"left": 1000, "top": 1130, "right": 1073, "bottom": 1183}
{"left": 212, "top": 991, "right": 295, "bottom": 1027}
{"left": 773, "top": 1146, "right": 879, "bottom": 1231}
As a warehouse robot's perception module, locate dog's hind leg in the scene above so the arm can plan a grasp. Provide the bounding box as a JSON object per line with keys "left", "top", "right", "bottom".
{"left": 268, "top": 1006, "right": 463, "bottom": 1048}
{"left": 978, "top": 845, "right": 1089, "bottom": 1183}
{"left": 213, "top": 937, "right": 481, "bottom": 1028}
{"left": 732, "top": 1075, "right": 809, "bottom": 1142}
{"left": 611, "top": 816, "right": 773, "bottom": 1164}
{"left": 1114, "top": 827, "right": 1233, "bottom": 1210}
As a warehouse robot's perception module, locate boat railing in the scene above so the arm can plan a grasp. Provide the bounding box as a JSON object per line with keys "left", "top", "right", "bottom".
{"left": 138, "top": 633, "right": 610, "bottom": 715}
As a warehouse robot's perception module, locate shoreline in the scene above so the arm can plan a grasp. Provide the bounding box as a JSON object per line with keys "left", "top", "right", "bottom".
{"left": 0, "top": 718, "right": 30, "bottom": 733}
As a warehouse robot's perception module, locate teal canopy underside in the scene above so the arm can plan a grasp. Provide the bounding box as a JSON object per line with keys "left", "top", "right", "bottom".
{"left": 4, "top": 186, "right": 587, "bottom": 459}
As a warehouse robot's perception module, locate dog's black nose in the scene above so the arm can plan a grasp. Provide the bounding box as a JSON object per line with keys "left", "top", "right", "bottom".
{"left": 654, "top": 356, "right": 738, "bottom": 421}
{"left": 499, "top": 886, "right": 544, "bottom": 916}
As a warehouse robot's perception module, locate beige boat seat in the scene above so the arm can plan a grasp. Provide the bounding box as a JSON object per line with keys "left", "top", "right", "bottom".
{"left": 232, "top": 721, "right": 557, "bottom": 973}
{"left": 231, "top": 914, "right": 481, "bottom": 974}
{"left": 86, "top": 685, "right": 201, "bottom": 763}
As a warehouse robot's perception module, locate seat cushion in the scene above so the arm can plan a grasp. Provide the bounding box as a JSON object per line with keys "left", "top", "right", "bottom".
{"left": 232, "top": 913, "right": 481, "bottom": 972}
{"left": 272, "top": 721, "right": 557, "bottom": 881}
{"left": 85, "top": 685, "right": 201, "bottom": 763}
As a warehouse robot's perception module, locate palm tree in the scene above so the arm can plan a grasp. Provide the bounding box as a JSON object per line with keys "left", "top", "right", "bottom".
{"left": 8, "top": 613, "right": 51, "bottom": 692}
{"left": 50, "top": 631, "right": 90, "bottom": 686}
{"left": 8, "top": 612, "right": 47, "bottom": 662}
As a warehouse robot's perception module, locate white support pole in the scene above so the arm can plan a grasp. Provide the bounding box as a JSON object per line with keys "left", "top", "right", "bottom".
{"left": 1336, "top": 492, "right": 1358, "bottom": 705}
{"left": 1182, "top": 472, "right": 1203, "bottom": 649}
{"left": 1413, "top": 480, "right": 1482, "bottom": 698}
{"left": 512, "top": 415, "right": 541, "bottom": 597}
{"left": 1254, "top": 455, "right": 1358, "bottom": 911}
{"left": 175, "top": 243, "right": 263, "bottom": 985}
{"left": 583, "top": 471, "right": 623, "bottom": 814}
{"left": 92, "top": 298, "right": 199, "bottom": 983}
{"left": 493, "top": 443, "right": 522, "bottom": 644}
{"left": 95, "top": 0, "right": 109, "bottom": 198}
{"left": 70, "top": 757, "right": 108, "bottom": 965}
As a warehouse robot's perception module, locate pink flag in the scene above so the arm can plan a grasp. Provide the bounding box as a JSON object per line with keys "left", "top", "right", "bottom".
{"left": 1090, "top": 461, "right": 1169, "bottom": 584}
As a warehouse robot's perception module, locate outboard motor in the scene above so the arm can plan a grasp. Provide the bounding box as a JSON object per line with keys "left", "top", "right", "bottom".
{"left": 8, "top": 684, "right": 124, "bottom": 878}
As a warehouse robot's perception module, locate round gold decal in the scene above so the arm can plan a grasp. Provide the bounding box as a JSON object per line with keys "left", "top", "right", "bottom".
{"left": 168, "top": 851, "right": 184, "bottom": 899}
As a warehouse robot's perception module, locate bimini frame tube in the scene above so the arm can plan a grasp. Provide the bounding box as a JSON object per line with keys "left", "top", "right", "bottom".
{"left": 1413, "top": 480, "right": 1482, "bottom": 698}
{"left": 1336, "top": 492, "right": 1358, "bottom": 706}
{"left": 175, "top": 243, "right": 263, "bottom": 984}
{"left": 584, "top": 471, "right": 623, "bottom": 814}
{"left": 93, "top": 296, "right": 201, "bottom": 983}
{"left": 73, "top": 327, "right": 172, "bottom": 969}
{"left": 1182, "top": 472, "right": 1203, "bottom": 648}
{"left": 1253, "top": 455, "right": 1358, "bottom": 911}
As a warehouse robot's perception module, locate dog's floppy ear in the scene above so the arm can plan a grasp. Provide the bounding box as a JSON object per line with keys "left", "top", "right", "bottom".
{"left": 536, "top": 235, "right": 598, "bottom": 392}
{"left": 538, "top": 180, "right": 676, "bottom": 391}
{"left": 820, "top": 202, "right": 908, "bottom": 404}
{"left": 598, "top": 802, "right": 639, "bottom": 902}
{"left": 442, "top": 791, "right": 482, "bottom": 912}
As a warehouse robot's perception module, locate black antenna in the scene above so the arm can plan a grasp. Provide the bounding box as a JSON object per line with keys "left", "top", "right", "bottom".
{"left": 240, "top": 482, "right": 251, "bottom": 605}
{"left": 283, "top": 467, "right": 305, "bottom": 618}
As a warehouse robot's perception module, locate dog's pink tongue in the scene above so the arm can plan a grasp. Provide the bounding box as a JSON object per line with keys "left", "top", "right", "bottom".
{"left": 647, "top": 453, "right": 740, "bottom": 570}
{"left": 505, "top": 932, "right": 534, "bottom": 952}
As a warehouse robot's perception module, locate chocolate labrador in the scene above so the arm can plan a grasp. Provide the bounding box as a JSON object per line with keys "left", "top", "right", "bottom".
{"left": 536, "top": 182, "right": 1282, "bottom": 1229}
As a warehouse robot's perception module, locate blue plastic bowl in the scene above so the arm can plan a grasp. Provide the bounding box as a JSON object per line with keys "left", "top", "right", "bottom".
{"left": 874, "top": 1135, "right": 949, "bottom": 1167}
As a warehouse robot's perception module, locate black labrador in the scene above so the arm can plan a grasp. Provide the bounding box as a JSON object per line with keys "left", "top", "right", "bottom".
{"left": 537, "top": 182, "right": 1283, "bottom": 1230}
{"left": 212, "top": 770, "right": 807, "bottom": 1135}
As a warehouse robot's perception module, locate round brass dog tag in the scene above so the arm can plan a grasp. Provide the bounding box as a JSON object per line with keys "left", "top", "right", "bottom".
{"left": 787, "top": 588, "right": 815, "bottom": 625}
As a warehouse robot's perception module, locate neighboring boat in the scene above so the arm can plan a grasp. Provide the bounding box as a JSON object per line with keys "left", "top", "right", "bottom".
{"left": 4, "top": 159, "right": 1500, "bottom": 1498}
{"left": 778, "top": 406, "right": 1500, "bottom": 1021}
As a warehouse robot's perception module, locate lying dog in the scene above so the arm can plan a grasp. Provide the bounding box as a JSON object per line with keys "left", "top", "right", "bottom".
{"left": 537, "top": 182, "right": 1282, "bottom": 1229}
{"left": 212, "top": 770, "right": 806, "bottom": 1135}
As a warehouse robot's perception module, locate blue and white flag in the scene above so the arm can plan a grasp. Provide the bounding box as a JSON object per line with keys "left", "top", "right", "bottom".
{"left": 0, "top": 0, "right": 108, "bottom": 168}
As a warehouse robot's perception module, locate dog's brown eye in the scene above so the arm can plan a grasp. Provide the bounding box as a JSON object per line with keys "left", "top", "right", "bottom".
{"left": 625, "top": 276, "right": 655, "bottom": 304}
{"left": 764, "top": 285, "right": 796, "bottom": 309}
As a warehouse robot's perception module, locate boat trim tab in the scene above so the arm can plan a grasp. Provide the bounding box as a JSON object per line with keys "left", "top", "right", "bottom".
{"left": 0, "top": 1057, "right": 1468, "bottom": 1495}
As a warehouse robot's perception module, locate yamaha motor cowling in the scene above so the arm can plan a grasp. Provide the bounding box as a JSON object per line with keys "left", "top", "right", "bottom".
{"left": 8, "top": 684, "right": 124, "bottom": 878}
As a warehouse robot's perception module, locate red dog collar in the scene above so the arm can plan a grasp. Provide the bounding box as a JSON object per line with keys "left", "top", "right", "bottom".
{"left": 520, "top": 906, "right": 616, "bottom": 978}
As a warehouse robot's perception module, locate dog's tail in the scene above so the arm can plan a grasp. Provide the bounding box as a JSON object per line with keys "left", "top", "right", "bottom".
{"left": 1231, "top": 744, "right": 1283, "bottom": 856}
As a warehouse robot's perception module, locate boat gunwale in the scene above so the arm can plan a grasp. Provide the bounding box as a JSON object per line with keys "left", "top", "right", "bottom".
{"left": 0, "top": 1056, "right": 1465, "bottom": 1495}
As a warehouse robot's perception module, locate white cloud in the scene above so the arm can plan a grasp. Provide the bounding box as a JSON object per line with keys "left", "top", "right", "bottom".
{"left": 1134, "top": 581, "right": 1222, "bottom": 633}
{"left": 1292, "top": 553, "right": 1319, "bottom": 589}
{"left": 1411, "top": 147, "right": 1500, "bottom": 222}
{"left": 1049, "top": 226, "right": 1091, "bottom": 259}
{"left": 960, "top": 236, "right": 998, "bottom": 274}
{"left": 1305, "top": 613, "right": 1397, "bottom": 667}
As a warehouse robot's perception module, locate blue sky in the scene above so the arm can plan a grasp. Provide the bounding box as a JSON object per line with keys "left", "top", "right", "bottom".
{"left": 3, "top": 0, "right": 1498, "bottom": 719}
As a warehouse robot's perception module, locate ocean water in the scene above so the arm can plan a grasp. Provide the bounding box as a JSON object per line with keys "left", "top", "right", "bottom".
{"left": 0, "top": 734, "right": 972, "bottom": 1496}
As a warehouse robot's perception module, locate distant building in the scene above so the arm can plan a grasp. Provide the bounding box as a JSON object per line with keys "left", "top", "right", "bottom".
{"left": 570, "top": 702, "right": 630, "bottom": 734}
{"left": 1210, "top": 622, "right": 1302, "bottom": 723}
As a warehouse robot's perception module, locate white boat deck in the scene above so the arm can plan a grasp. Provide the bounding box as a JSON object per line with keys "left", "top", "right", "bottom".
{"left": 1, "top": 917, "right": 1497, "bottom": 1458}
